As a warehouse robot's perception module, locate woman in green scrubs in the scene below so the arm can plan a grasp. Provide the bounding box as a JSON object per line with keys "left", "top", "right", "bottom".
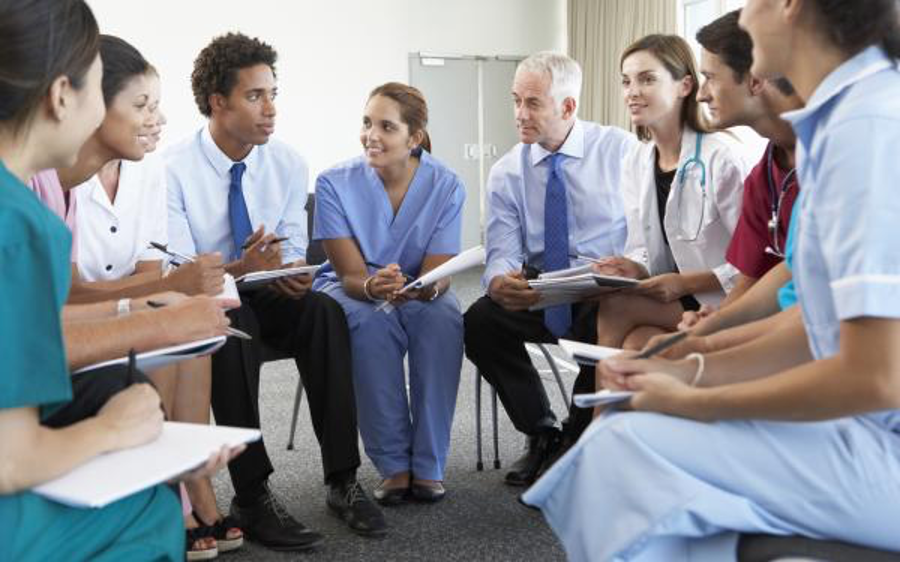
{"left": 0, "top": 1, "right": 182, "bottom": 560}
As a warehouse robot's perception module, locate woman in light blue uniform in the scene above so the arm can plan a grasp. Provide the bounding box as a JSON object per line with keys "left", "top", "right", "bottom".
{"left": 523, "top": 1, "right": 900, "bottom": 560}
{"left": 313, "top": 82, "right": 464, "bottom": 504}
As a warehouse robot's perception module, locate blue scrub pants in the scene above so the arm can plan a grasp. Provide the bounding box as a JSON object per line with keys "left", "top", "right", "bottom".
{"left": 523, "top": 411, "right": 900, "bottom": 561}
{"left": 319, "top": 283, "right": 463, "bottom": 481}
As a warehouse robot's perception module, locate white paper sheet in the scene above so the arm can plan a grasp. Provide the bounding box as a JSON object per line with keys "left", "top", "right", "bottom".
{"left": 557, "top": 339, "right": 622, "bottom": 365}
{"left": 572, "top": 390, "right": 634, "bottom": 408}
{"left": 33, "top": 422, "right": 261, "bottom": 508}
{"left": 72, "top": 336, "right": 227, "bottom": 375}
{"left": 217, "top": 273, "right": 240, "bottom": 304}
{"left": 377, "top": 246, "right": 486, "bottom": 312}
{"left": 235, "top": 264, "right": 320, "bottom": 291}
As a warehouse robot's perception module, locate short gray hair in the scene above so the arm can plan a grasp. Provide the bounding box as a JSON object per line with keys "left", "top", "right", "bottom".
{"left": 516, "top": 51, "right": 582, "bottom": 112}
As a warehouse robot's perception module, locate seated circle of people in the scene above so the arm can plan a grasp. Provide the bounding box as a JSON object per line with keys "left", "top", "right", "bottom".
{"left": 463, "top": 51, "right": 639, "bottom": 487}
{"left": 524, "top": 2, "right": 900, "bottom": 562}
{"left": 312, "top": 83, "right": 465, "bottom": 505}
{"left": 164, "top": 32, "right": 387, "bottom": 550}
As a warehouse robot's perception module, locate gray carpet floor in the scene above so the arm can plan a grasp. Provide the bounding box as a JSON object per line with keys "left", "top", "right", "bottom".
{"left": 211, "top": 267, "right": 575, "bottom": 561}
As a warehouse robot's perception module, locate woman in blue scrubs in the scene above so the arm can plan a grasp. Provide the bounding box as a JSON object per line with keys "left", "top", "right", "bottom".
{"left": 0, "top": 2, "right": 184, "bottom": 560}
{"left": 523, "top": 1, "right": 900, "bottom": 560}
{"left": 313, "top": 83, "right": 465, "bottom": 504}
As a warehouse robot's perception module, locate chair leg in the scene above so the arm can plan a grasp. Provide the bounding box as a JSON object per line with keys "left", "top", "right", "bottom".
{"left": 491, "top": 385, "right": 501, "bottom": 469}
{"left": 286, "top": 377, "right": 304, "bottom": 450}
{"left": 537, "top": 343, "right": 570, "bottom": 406}
{"left": 475, "top": 371, "right": 484, "bottom": 471}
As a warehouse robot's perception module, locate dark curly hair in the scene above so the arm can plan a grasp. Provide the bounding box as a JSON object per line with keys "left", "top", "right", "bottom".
{"left": 191, "top": 32, "right": 277, "bottom": 117}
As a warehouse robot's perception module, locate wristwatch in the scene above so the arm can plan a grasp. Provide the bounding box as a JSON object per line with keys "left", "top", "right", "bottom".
{"left": 117, "top": 298, "right": 131, "bottom": 317}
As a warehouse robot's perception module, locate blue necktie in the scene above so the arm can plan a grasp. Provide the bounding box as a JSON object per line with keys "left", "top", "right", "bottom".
{"left": 228, "top": 162, "right": 252, "bottom": 261}
{"left": 543, "top": 153, "right": 571, "bottom": 337}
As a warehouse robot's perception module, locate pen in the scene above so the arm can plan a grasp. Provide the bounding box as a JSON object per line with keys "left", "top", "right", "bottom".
{"left": 126, "top": 348, "right": 138, "bottom": 385}
{"left": 569, "top": 254, "right": 606, "bottom": 264}
{"left": 145, "top": 301, "right": 252, "bottom": 340}
{"left": 242, "top": 236, "right": 290, "bottom": 250}
{"left": 634, "top": 331, "right": 689, "bottom": 359}
{"left": 149, "top": 241, "right": 195, "bottom": 264}
{"left": 365, "top": 262, "right": 413, "bottom": 283}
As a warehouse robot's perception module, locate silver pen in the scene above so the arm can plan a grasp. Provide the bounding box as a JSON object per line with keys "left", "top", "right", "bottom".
{"left": 149, "top": 241, "right": 195, "bottom": 264}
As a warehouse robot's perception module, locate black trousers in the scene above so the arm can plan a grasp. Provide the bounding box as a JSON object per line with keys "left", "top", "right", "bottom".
{"left": 212, "top": 289, "right": 360, "bottom": 498}
{"left": 464, "top": 296, "right": 598, "bottom": 441}
{"left": 43, "top": 364, "right": 155, "bottom": 428}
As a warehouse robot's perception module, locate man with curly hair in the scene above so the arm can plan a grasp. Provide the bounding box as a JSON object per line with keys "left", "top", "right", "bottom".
{"left": 165, "top": 32, "right": 386, "bottom": 551}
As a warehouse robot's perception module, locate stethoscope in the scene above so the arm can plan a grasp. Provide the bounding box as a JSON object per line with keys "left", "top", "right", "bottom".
{"left": 672, "top": 132, "right": 708, "bottom": 241}
{"left": 763, "top": 143, "right": 797, "bottom": 258}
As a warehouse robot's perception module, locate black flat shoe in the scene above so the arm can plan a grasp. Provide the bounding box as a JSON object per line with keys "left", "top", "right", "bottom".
{"left": 373, "top": 481, "right": 409, "bottom": 506}
{"left": 410, "top": 482, "right": 445, "bottom": 503}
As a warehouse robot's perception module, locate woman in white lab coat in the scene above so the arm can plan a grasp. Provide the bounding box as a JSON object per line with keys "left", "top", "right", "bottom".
{"left": 592, "top": 34, "right": 745, "bottom": 349}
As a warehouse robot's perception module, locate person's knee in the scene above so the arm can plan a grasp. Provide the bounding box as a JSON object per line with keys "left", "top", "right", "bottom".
{"left": 463, "top": 297, "right": 500, "bottom": 342}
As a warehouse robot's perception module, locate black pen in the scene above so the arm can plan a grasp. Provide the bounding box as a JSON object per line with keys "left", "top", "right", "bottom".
{"left": 241, "top": 236, "right": 290, "bottom": 250}
{"left": 634, "top": 331, "right": 689, "bottom": 359}
{"left": 145, "top": 300, "right": 252, "bottom": 340}
{"left": 126, "top": 348, "right": 138, "bottom": 385}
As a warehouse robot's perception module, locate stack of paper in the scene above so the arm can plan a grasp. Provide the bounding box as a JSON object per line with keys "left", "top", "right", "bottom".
{"left": 34, "top": 422, "right": 261, "bottom": 508}
{"left": 528, "top": 272, "right": 638, "bottom": 310}
{"left": 72, "top": 336, "right": 227, "bottom": 375}
{"left": 236, "top": 264, "right": 320, "bottom": 291}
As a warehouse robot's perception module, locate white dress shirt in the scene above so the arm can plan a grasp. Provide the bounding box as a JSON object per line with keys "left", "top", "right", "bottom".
{"left": 73, "top": 154, "right": 168, "bottom": 282}
{"left": 482, "top": 119, "right": 638, "bottom": 289}
{"left": 164, "top": 125, "right": 309, "bottom": 263}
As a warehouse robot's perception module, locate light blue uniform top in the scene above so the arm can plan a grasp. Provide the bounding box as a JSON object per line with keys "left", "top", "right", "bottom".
{"left": 313, "top": 150, "right": 465, "bottom": 280}
{"left": 482, "top": 119, "right": 637, "bottom": 288}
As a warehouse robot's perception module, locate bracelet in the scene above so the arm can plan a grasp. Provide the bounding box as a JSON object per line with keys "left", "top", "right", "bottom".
{"left": 362, "top": 275, "right": 376, "bottom": 302}
{"left": 685, "top": 352, "right": 705, "bottom": 387}
{"left": 117, "top": 298, "right": 131, "bottom": 317}
{"left": 428, "top": 284, "right": 440, "bottom": 301}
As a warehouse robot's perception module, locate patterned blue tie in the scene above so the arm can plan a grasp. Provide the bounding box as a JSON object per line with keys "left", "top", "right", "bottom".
{"left": 228, "top": 162, "right": 252, "bottom": 261}
{"left": 543, "top": 152, "right": 571, "bottom": 337}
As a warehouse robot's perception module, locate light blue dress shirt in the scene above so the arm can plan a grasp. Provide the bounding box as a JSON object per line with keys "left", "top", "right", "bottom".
{"left": 482, "top": 119, "right": 638, "bottom": 289}
{"left": 164, "top": 125, "right": 309, "bottom": 263}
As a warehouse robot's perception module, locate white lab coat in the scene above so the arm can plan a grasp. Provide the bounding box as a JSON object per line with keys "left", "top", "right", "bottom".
{"left": 622, "top": 128, "right": 745, "bottom": 306}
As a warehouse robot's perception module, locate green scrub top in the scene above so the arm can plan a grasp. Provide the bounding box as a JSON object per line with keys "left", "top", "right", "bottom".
{"left": 0, "top": 161, "right": 182, "bottom": 561}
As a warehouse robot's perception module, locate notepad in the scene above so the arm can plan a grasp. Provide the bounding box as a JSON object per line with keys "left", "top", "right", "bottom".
{"left": 377, "top": 246, "right": 486, "bottom": 313}
{"left": 235, "top": 264, "right": 320, "bottom": 291}
{"left": 33, "top": 422, "right": 261, "bottom": 508}
{"left": 72, "top": 336, "right": 227, "bottom": 375}
{"left": 572, "top": 390, "right": 634, "bottom": 408}
{"left": 557, "top": 339, "right": 622, "bottom": 365}
{"left": 528, "top": 272, "right": 638, "bottom": 310}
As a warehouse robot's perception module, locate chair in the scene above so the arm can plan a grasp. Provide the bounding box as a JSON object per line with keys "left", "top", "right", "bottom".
{"left": 474, "top": 343, "right": 572, "bottom": 471}
{"left": 267, "top": 192, "right": 325, "bottom": 450}
{"left": 737, "top": 534, "right": 900, "bottom": 562}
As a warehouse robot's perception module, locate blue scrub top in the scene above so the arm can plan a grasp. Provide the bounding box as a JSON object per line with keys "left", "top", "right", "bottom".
{"left": 312, "top": 150, "right": 465, "bottom": 282}
{"left": 782, "top": 46, "right": 900, "bottom": 361}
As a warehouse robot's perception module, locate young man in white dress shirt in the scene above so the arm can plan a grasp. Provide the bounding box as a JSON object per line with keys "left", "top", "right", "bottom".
{"left": 463, "top": 52, "right": 638, "bottom": 487}
{"left": 165, "top": 33, "right": 385, "bottom": 550}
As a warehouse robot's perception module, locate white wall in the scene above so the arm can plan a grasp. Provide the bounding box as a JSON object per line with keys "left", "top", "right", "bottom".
{"left": 89, "top": 0, "right": 566, "bottom": 179}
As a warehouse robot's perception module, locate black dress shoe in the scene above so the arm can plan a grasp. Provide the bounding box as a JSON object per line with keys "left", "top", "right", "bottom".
{"left": 410, "top": 481, "right": 446, "bottom": 503}
{"left": 327, "top": 479, "right": 388, "bottom": 537}
{"left": 229, "top": 486, "right": 324, "bottom": 552}
{"left": 504, "top": 429, "right": 561, "bottom": 487}
{"left": 536, "top": 433, "right": 573, "bottom": 481}
{"left": 373, "top": 481, "right": 410, "bottom": 506}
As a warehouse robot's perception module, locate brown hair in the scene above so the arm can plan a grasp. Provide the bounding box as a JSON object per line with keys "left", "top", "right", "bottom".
{"left": 0, "top": 0, "right": 99, "bottom": 134}
{"left": 620, "top": 34, "right": 710, "bottom": 141}
{"left": 368, "top": 82, "right": 432, "bottom": 152}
